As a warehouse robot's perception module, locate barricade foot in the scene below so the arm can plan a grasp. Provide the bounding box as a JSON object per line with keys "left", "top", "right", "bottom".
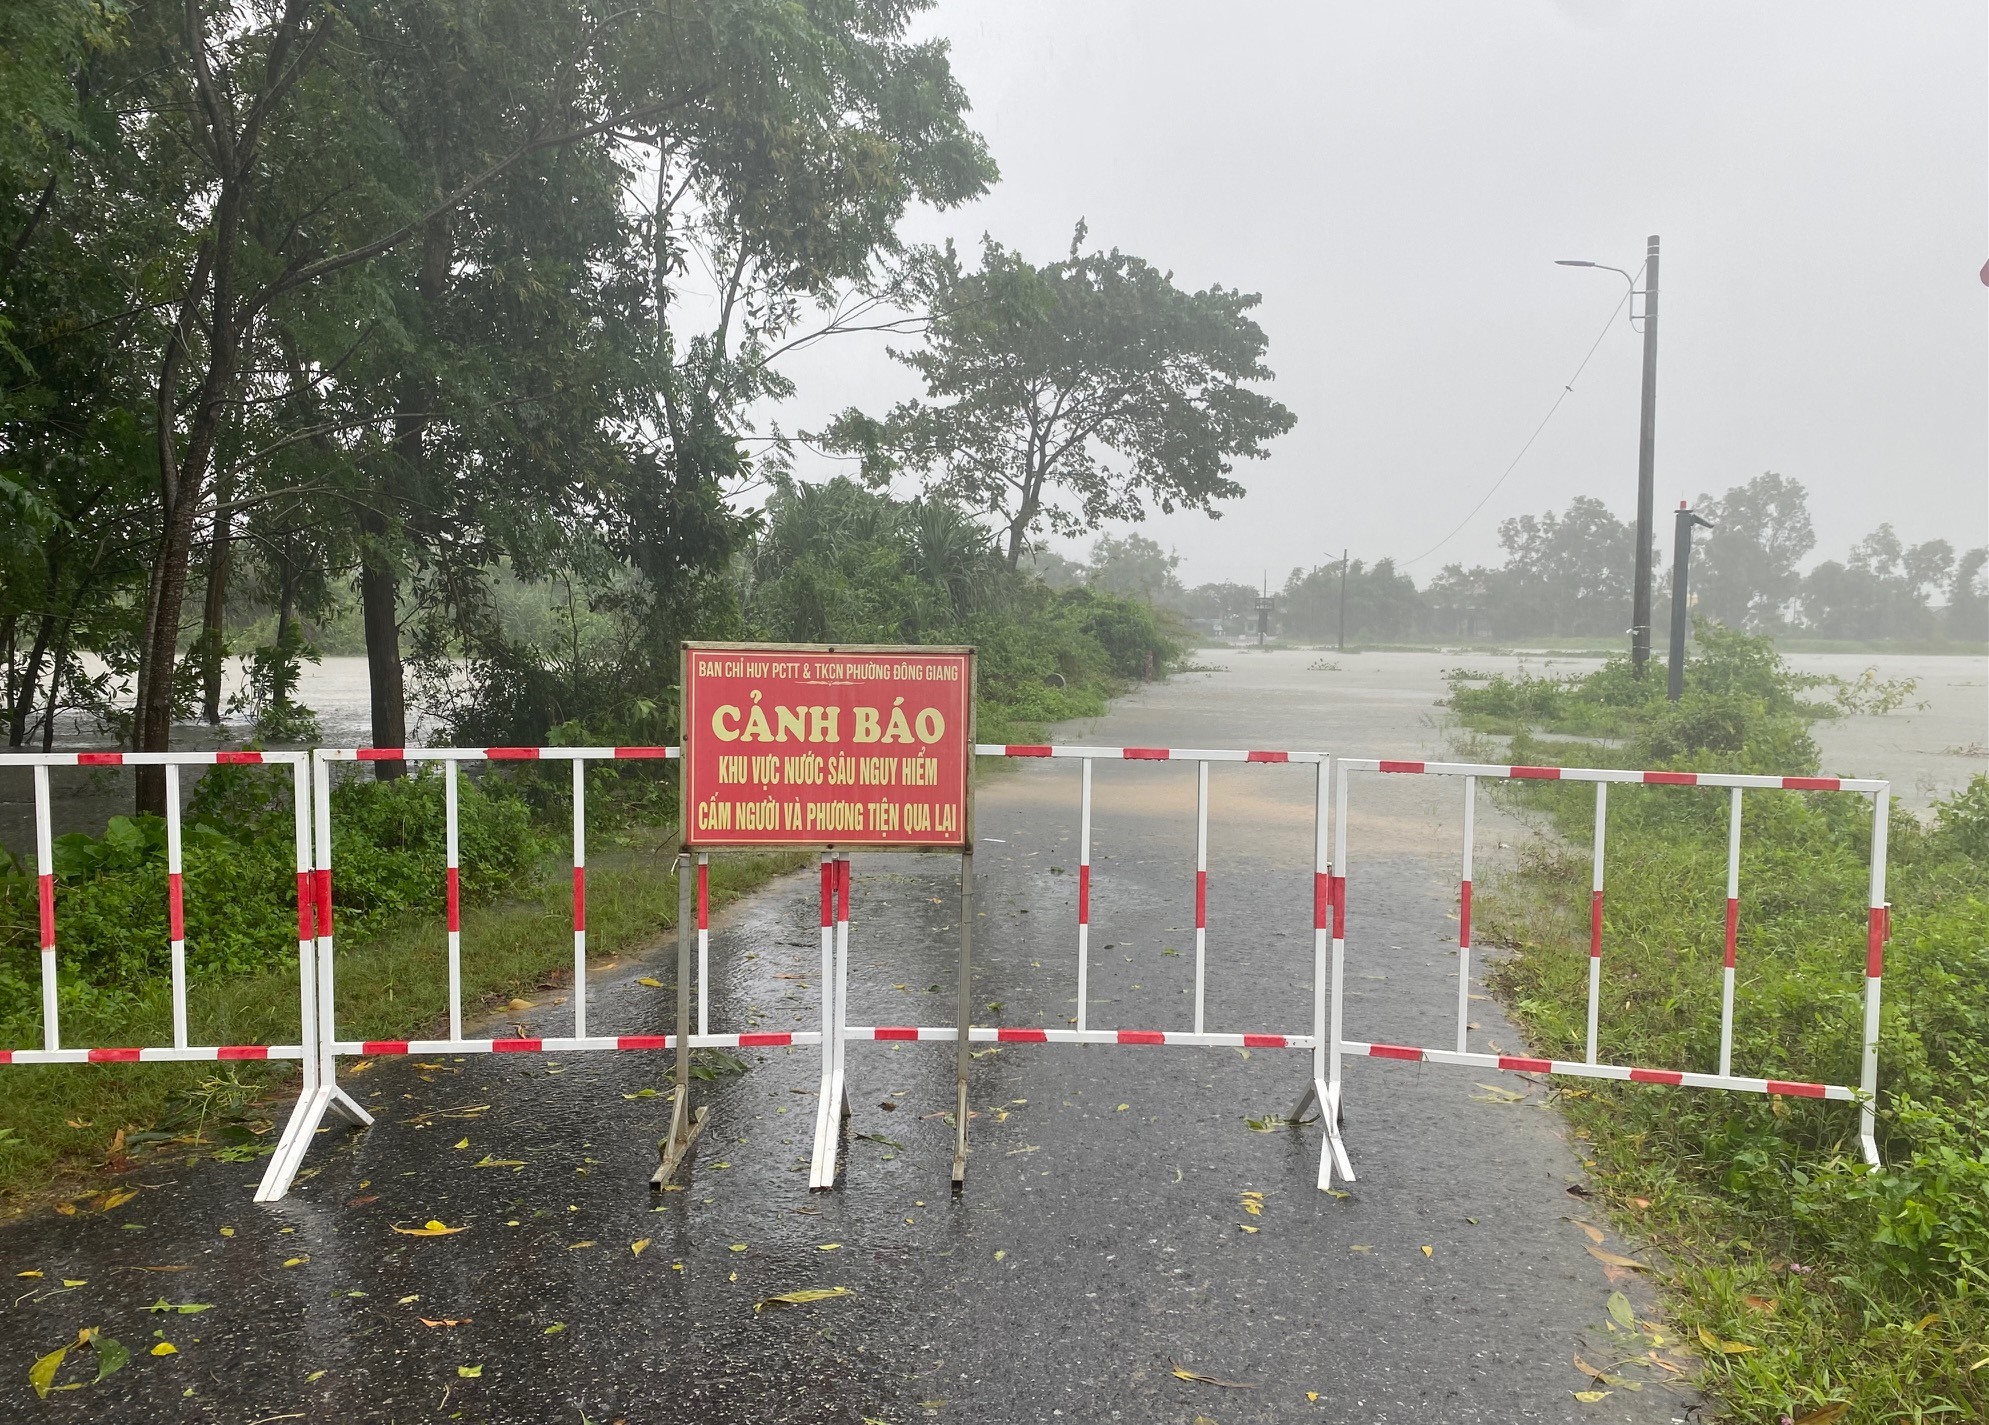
{"left": 1317, "top": 1083, "right": 1355, "bottom": 1191}
{"left": 653, "top": 1095, "right": 709, "bottom": 1189}
{"left": 1288, "top": 1077, "right": 1324, "bottom": 1125}
{"left": 807, "top": 1072, "right": 844, "bottom": 1191}
{"left": 254, "top": 1082, "right": 371, "bottom": 1204}
{"left": 326, "top": 1086, "right": 373, "bottom": 1127}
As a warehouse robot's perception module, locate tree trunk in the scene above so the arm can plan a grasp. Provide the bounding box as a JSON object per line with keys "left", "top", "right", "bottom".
{"left": 358, "top": 505, "right": 407, "bottom": 773}
{"left": 8, "top": 611, "right": 55, "bottom": 748}
{"left": 198, "top": 464, "right": 235, "bottom": 724}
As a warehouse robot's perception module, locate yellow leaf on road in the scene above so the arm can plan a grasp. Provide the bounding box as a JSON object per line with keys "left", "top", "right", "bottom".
{"left": 631, "top": 1240, "right": 650, "bottom": 1257}
{"left": 637, "top": 977, "right": 664, "bottom": 988}
{"left": 567, "top": 1241, "right": 595, "bottom": 1250}
{"left": 1421, "top": 1245, "right": 1434, "bottom": 1258}
{"left": 15, "top": 1270, "right": 41, "bottom": 1278}
{"left": 150, "top": 1342, "right": 176, "bottom": 1356}
{"left": 1572, "top": 1389, "right": 1612, "bottom": 1403}
{"left": 1239, "top": 1225, "right": 1260, "bottom": 1234}
{"left": 28, "top": 1344, "right": 67, "bottom": 1398}
{"left": 729, "top": 1243, "right": 748, "bottom": 1253}
{"left": 754, "top": 1286, "right": 852, "bottom": 1312}
{"left": 1586, "top": 1245, "right": 1647, "bottom": 1271}
{"left": 817, "top": 1243, "right": 841, "bottom": 1251}
{"left": 393, "top": 1220, "right": 467, "bottom": 1237}
{"left": 452, "top": 1138, "right": 469, "bottom": 1149}
{"left": 457, "top": 1364, "right": 482, "bottom": 1378}
{"left": 1170, "top": 1361, "right": 1256, "bottom": 1389}
{"left": 282, "top": 1256, "right": 309, "bottom": 1268}
{"left": 97, "top": 1188, "right": 137, "bottom": 1211}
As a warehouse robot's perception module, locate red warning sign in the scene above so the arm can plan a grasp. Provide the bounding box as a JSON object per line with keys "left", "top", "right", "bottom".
{"left": 680, "top": 644, "right": 974, "bottom": 849}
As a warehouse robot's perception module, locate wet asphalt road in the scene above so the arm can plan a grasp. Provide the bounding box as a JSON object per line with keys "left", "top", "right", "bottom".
{"left": 0, "top": 654, "right": 1700, "bottom": 1423}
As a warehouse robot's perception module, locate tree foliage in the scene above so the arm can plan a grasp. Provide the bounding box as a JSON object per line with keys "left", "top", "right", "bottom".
{"left": 828, "top": 224, "right": 1295, "bottom": 569}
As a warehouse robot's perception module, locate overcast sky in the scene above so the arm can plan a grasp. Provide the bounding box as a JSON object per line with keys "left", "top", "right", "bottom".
{"left": 770, "top": 0, "right": 1988, "bottom": 589}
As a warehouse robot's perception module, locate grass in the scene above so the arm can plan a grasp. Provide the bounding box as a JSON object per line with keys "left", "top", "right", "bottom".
{"left": 0, "top": 825, "right": 805, "bottom": 1211}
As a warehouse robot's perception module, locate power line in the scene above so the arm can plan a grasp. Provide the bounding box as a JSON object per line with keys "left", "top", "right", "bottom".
{"left": 1400, "top": 270, "right": 1641, "bottom": 570}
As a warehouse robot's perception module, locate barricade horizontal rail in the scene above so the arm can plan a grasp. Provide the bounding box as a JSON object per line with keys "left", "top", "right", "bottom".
{"left": 847, "top": 1026, "right": 1316, "bottom": 1048}
{"left": 1322, "top": 755, "right": 1890, "bottom": 1192}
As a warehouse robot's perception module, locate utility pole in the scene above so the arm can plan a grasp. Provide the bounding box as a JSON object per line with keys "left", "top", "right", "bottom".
{"left": 1667, "top": 500, "right": 1714, "bottom": 701}
{"left": 1337, "top": 548, "right": 1348, "bottom": 652}
{"left": 1557, "top": 236, "right": 1661, "bottom": 676}
{"left": 1631, "top": 235, "right": 1660, "bottom": 677}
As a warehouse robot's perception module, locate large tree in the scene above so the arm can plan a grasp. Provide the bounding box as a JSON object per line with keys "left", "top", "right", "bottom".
{"left": 830, "top": 224, "right": 1295, "bottom": 569}
{"left": 1691, "top": 472, "right": 1815, "bottom": 630}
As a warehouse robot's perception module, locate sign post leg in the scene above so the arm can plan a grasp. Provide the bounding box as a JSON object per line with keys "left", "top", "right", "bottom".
{"left": 952, "top": 847, "right": 974, "bottom": 1191}
{"left": 653, "top": 852, "right": 706, "bottom": 1187}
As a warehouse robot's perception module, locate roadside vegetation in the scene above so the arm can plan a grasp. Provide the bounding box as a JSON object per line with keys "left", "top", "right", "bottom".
{"left": 1450, "top": 628, "right": 1989, "bottom": 1422}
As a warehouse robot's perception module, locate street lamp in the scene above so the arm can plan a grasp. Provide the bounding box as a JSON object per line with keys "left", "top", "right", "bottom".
{"left": 1558, "top": 236, "right": 1660, "bottom": 678}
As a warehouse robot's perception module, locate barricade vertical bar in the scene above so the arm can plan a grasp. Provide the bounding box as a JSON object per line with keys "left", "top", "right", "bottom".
{"left": 444, "top": 760, "right": 462, "bottom": 1042}
{"left": 808, "top": 855, "right": 838, "bottom": 1189}
{"left": 1859, "top": 789, "right": 1889, "bottom": 1167}
{"left": 1193, "top": 759, "right": 1209, "bottom": 1036}
{"left": 165, "top": 762, "right": 188, "bottom": 1049}
{"left": 1720, "top": 787, "right": 1741, "bottom": 1078}
{"left": 33, "top": 763, "right": 57, "bottom": 1052}
{"left": 696, "top": 853, "right": 710, "bottom": 1038}
{"left": 1320, "top": 757, "right": 1354, "bottom": 1188}
{"left": 953, "top": 845, "right": 974, "bottom": 1190}
{"left": 832, "top": 857, "right": 851, "bottom": 1122}
{"left": 1456, "top": 775, "right": 1475, "bottom": 1054}
{"left": 255, "top": 755, "right": 325, "bottom": 1203}
{"left": 1076, "top": 758, "right": 1092, "bottom": 1033}
{"left": 571, "top": 758, "right": 588, "bottom": 1040}
{"left": 1586, "top": 782, "right": 1606, "bottom": 1065}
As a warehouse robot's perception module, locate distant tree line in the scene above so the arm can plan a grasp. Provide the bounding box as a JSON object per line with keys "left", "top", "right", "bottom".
{"left": 1073, "top": 474, "right": 1986, "bottom": 645}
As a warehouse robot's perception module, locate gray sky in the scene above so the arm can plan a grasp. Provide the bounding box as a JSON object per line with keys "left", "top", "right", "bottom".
{"left": 774, "top": 0, "right": 1988, "bottom": 588}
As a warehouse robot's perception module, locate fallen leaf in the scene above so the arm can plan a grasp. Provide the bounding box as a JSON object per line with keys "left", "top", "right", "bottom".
{"left": 61, "top": 1279, "right": 85, "bottom": 1288}
{"left": 631, "top": 1239, "right": 650, "bottom": 1257}
{"left": 1915, "top": 1311, "right": 1940, "bottom": 1331}
{"left": 392, "top": 1220, "right": 467, "bottom": 1237}
{"left": 457, "top": 1364, "right": 482, "bottom": 1378}
{"left": 817, "top": 1243, "right": 841, "bottom": 1251}
{"left": 1586, "top": 1245, "right": 1647, "bottom": 1271}
{"left": 728, "top": 1243, "right": 749, "bottom": 1253}
{"left": 1573, "top": 1354, "right": 1607, "bottom": 1380}
{"left": 150, "top": 1342, "right": 177, "bottom": 1357}
{"left": 1349, "top": 1244, "right": 1372, "bottom": 1252}
{"left": 1241, "top": 1192, "right": 1264, "bottom": 1217}
{"left": 754, "top": 1286, "right": 853, "bottom": 1312}
{"left": 95, "top": 1188, "right": 138, "bottom": 1212}
{"left": 543, "top": 1323, "right": 567, "bottom": 1335}
{"left": 1573, "top": 1220, "right": 1605, "bottom": 1245}
{"left": 282, "top": 1256, "right": 309, "bottom": 1268}
{"left": 1421, "top": 1245, "right": 1434, "bottom": 1258}
{"left": 1792, "top": 1406, "right": 1849, "bottom": 1425}
{"left": 1743, "top": 1295, "right": 1778, "bottom": 1314}
{"left": 1697, "top": 1325, "right": 1755, "bottom": 1354}
{"left": 347, "top": 1194, "right": 380, "bottom": 1207}
{"left": 452, "top": 1138, "right": 470, "bottom": 1149}
{"left": 505, "top": 999, "right": 534, "bottom": 1011}
{"left": 1307, "top": 1391, "right": 1320, "bottom": 1402}
{"left": 1170, "top": 1361, "right": 1256, "bottom": 1389}
{"left": 637, "top": 977, "right": 664, "bottom": 988}
{"left": 54, "top": 1202, "right": 77, "bottom": 1216}
{"left": 397, "top": 1295, "right": 420, "bottom": 1305}
{"left": 29, "top": 1344, "right": 68, "bottom": 1398}
{"left": 993, "top": 1249, "right": 1006, "bottom": 1261}
{"left": 567, "top": 1241, "right": 596, "bottom": 1250}
{"left": 1572, "top": 1389, "right": 1612, "bottom": 1403}
{"left": 16, "top": 1269, "right": 42, "bottom": 1279}
{"left": 218, "top": 1226, "right": 235, "bottom": 1237}
{"left": 306, "top": 1369, "right": 326, "bottom": 1383}
{"left": 1116, "top": 1104, "right": 1129, "bottom": 1112}
{"left": 418, "top": 1318, "right": 470, "bottom": 1328}
{"left": 147, "top": 1299, "right": 212, "bottom": 1314}
{"left": 1605, "top": 1291, "right": 1635, "bottom": 1330}
{"left": 471, "top": 1155, "right": 526, "bottom": 1170}
{"left": 1239, "top": 1225, "right": 1260, "bottom": 1234}
{"left": 1628, "top": 1196, "right": 1652, "bottom": 1210}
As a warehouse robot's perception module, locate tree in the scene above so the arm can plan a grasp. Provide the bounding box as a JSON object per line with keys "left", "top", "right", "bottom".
{"left": 1691, "top": 473, "right": 1814, "bottom": 630}
{"left": 1947, "top": 548, "right": 1988, "bottom": 643}
{"left": 1281, "top": 557, "right": 1421, "bottom": 642}
{"left": 830, "top": 223, "right": 1295, "bottom": 569}
{"left": 1799, "top": 524, "right": 1953, "bottom": 640}
{"left": 1086, "top": 532, "right": 1183, "bottom": 606}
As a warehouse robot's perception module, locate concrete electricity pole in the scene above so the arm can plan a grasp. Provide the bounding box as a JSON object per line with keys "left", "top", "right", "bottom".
{"left": 1558, "top": 235, "right": 1660, "bottom": 676}
{"left": 1668, "top": 501, "right": 1715, "bottom": 701}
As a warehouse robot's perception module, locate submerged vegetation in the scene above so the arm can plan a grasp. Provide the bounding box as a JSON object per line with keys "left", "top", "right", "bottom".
{"left": 1452, "top": 629, "right": 1989, "bottom": 1421}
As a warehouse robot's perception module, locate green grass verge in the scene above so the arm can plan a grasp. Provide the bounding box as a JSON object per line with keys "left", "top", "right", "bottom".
{"left": 0, "top": 826, "right": 804, "bottom": 1211}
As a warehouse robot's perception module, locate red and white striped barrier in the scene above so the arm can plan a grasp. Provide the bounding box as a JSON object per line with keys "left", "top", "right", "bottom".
{"left": 267, "top": 746, "right": 835, "bottom": 1199}
{"left": 804, "top": 743, "right": 1334, "bottom": 1190}
{"left": 0, "top": 751, "right": 324, "bottom": 1201}
{"left": 1323, "top": 757, "right": 1891, "bottom": 1190}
